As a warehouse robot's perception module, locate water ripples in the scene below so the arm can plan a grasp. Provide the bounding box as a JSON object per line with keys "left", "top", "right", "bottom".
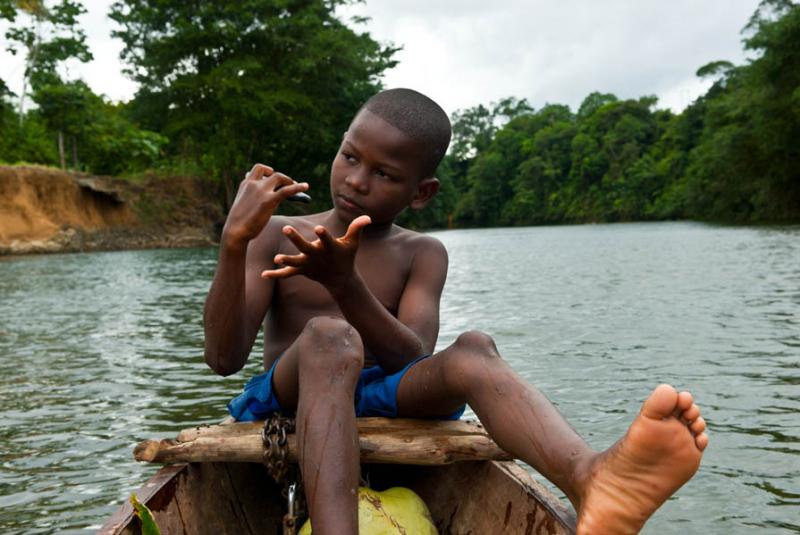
{"left": 0, "top": 223, "right": 798, "bottom": 533}
{"left": 432, "top": 223, "right": 800, "bottom": 534}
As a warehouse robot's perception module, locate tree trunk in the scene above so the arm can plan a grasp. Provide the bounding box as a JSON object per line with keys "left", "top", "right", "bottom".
{"left": 223, "top": 169, "right": 236, "bottom": 209}
{"left": 18, "top": 19, "right": 43, "bottom": 126}
{"left": 58, "top": 131, "right": 66, "bottom": 170}
{"left": 71, "top": 136, "right": 79, "bottom": 170}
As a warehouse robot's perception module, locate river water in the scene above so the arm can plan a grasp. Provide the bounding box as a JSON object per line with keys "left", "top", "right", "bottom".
{"left": 0, "top": 222, "right": 798, "bottom": 533}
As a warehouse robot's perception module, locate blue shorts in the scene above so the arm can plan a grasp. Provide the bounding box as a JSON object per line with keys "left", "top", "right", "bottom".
{"left": 227, "top": 354, "right": 466, "bottom": 422}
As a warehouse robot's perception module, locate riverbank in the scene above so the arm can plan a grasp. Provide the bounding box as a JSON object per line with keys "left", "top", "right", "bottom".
{"left": 0, "top": 165, "right": 224, "bottom": 255}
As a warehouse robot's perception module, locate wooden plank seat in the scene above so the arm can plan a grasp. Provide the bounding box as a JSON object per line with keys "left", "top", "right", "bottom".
{"left": 134, "top": 418, "right": 513, "bottom": 465}
{"left": 114, "top": 419, "right": 578, "bottom": 534}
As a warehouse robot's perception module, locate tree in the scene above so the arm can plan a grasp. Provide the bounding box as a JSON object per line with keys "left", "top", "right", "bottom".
{"left": 680, "top": 0, "right": 800, "bottom": 221}
{"left": 110, "top": 0, "right": 398, "bottom": 208}
{"left": 33, "top": 80, "right": 89, "bottom": 168}
{"left": 449, "top": 97, "right": 533, "bottom": 163}
{"left": 577, "top": 91, "right": 618, "bottom": 120}
{"left": 3, "top": 0, "right": 92, "bottom": 124}
{"left": 507, "top": 106, "right": 576, "bottom": 224}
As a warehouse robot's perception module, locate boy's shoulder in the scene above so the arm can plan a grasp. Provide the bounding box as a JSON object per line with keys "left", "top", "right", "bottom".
{"left": 389, "top": 224, "right": 447, "bottom": 255}
{"left": 383, "top": 225, "right": 449, "bottom": 273}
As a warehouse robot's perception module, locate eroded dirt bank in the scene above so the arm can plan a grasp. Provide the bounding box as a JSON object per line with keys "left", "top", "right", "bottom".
{"left": 0, "top": 165, "right": 224, "bottom": 255}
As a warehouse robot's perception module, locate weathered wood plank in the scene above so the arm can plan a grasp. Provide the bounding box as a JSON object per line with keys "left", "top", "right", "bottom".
{"left": 135, "top": 418, "right": 512, "bottom": 466}
{"left": 176, "top": 418, "right": 489, "bottom": 441}
{"left": 97, "top": 464, "right": 187, "bottom": 535}
{"left": 396, "top": 461, "right": 576, "bottom": 534}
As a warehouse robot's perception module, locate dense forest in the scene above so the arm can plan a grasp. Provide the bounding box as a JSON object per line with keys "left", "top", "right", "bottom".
{"left": 1, "top": 0, "right": 798, "bottom": 227}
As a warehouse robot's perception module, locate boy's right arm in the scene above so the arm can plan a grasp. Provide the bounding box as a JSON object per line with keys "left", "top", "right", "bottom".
{"left": 203, "top": 164, "right": 308, "bottom": 376}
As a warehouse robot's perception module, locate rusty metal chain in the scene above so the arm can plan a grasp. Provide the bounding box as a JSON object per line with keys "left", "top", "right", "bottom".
{"left": 261, "top": 414, "right": 295, "bottom": 484}
{"left": 261, "top": 415, "right": 306, "bottom": 534}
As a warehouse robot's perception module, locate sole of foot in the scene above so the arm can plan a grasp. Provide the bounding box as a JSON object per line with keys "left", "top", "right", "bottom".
{"left": 576, "top": 384, "right": 708, "bottom": 535}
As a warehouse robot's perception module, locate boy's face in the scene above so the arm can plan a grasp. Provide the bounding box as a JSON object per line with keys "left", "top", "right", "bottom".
{"left": 330, "top": 109, "right": 433, "bottom": 225}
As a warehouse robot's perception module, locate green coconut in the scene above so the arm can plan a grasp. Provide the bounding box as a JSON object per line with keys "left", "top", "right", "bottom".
{"left": 299, "top": 486, "right": 437, "bottom": 534}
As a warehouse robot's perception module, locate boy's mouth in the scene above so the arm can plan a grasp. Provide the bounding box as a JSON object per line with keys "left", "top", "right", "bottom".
{"left": 336, "top": 194, "right": 363, "bottom": 213}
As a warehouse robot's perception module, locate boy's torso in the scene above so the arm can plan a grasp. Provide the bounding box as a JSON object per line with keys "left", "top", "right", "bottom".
{"left": 262, "top": 212, "right": 429, "bottom": 367}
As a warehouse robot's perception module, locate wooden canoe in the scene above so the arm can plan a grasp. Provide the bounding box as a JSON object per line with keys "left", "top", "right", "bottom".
{"left": 100, "top": 419, "right": 577, "bottom": 534}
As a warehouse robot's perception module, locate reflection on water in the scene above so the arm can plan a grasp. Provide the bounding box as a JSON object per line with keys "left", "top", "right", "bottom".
{"left": 0, "top": 222, "right": 798, "bottom": 533}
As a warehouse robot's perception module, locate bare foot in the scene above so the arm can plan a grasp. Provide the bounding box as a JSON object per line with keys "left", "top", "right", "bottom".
{"left": 576, "top": 384, "right": 708, "bottom": 534}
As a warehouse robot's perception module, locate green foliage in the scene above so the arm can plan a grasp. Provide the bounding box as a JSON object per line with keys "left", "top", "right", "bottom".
{"left": 109, "top": 0, "right": 398, "bottom": 207}
{"left": 679, "top": 0, "right": 800, "bottom": 221}
{"left": 445, "top": 1, "right": 800, "bottom": 227}
{"left": 0, "top": 0, "right": 160, "bottom": 173}
{"left": 4, "top": 0, "right": 93, "bottom": 99}
{"left": 0, "top": 111, "right": 59, "bottom": 165}
{"left": 129, "top": 494, "right": 161, "bottom": 535}
{"left": 0, "top": 77, "right": 167, "bottom": 174}
{"left": 1, "top": 0, "right": 798, "bottom": 227}
{"left": 397, "top": 97, "right": 535, "bottom": 229}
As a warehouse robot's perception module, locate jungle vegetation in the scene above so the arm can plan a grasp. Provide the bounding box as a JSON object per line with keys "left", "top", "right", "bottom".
{"left": 1, "top": 0, "right": 798, "bottom": 226}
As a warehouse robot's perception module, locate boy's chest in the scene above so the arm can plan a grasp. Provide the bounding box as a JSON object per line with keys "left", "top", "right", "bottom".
{"left": 274, "top": 250, "right": 411, "bottom": 315}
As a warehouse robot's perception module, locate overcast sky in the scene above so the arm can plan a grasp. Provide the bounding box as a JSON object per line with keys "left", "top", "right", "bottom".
{"left": 1, "top": 0, "right": 761, "bottom": 116}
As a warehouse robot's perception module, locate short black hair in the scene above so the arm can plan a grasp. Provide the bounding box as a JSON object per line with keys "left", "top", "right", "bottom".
{"left": 360, "top": 88, "right": 451, "bottom": 178}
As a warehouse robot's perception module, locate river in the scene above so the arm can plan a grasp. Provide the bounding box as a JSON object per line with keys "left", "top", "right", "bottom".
{"left": 0, "top": 222, "right": 798, "bottom": 533}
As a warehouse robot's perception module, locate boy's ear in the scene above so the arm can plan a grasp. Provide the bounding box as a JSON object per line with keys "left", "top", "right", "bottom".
{"left": 410, "top": 177, "right": 440, "bottom": 210}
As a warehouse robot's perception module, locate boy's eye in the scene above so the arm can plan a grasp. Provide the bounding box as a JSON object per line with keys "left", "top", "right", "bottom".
{"left": 342, "top": 152, "right": 357, "bottom": 163}
{"left": 375, "top": 169, "right": 390, "bottom": 179}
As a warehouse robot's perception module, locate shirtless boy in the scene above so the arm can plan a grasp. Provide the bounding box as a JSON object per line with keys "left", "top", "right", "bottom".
{"left": 204, "top": 88, "right": 708, "bottom": 534}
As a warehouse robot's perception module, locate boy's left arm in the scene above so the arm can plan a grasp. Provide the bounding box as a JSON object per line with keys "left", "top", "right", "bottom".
{"left": 332, "top": 234, "right": 447, "bottom": 373}
{"left": 263, "top": 216, "right": 447, "bottom": 374}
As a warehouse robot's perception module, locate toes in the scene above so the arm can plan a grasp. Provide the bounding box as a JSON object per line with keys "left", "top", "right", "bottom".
{"left": 690, "top": 417, "right": 706, "bottom": 434}
{"left": 695, "top": 432, "right": 709, "bottom": 451}
{"left": 677, "top": 391, "right": 694, "bottom": 411}
{"left": 683, "top": 404, "right": 701, "bottom": 422}
{"left": 642, "top": 384, "right": 679, "bottom": 419}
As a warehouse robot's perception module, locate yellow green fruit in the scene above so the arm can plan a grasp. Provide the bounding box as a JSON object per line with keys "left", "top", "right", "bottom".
{"left": 299, "top": 486, "right": 437, "bottom": 534}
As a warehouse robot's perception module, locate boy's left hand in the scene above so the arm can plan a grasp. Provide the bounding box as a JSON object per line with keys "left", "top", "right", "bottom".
{"left": 261, "top": 215, "right": 372, "bottom": 290}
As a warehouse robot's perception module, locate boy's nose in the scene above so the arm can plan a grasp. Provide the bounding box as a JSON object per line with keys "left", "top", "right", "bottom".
{"left": 345, "top": 169, "right": 370, "bottom": 194}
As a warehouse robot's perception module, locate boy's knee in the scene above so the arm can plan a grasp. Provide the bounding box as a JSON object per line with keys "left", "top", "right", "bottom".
{"left": 299, "top": 316, "right": 363, "bottom": 369}
{"left": 454, "top": 330, "right": 498, "bottom": 356}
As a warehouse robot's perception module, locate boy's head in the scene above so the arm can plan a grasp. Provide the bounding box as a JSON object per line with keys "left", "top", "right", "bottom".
{"left": 359, "top": 88, "right": 451, "bottom": 178}
{"left": 331, "top": 89, "right": 451, "bottom": 224}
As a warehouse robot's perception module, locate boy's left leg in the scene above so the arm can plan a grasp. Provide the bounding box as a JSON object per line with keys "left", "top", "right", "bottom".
{"left": 395, "top": 331, "right": 708, "bottom": 535}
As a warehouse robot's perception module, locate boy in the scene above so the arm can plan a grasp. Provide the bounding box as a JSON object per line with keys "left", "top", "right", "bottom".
{"left": 204, "top": 88, "right": 708, "bottom": 534}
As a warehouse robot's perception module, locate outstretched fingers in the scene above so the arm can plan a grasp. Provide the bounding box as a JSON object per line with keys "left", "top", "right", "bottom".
{"left": 261, "top": 265, "right": 301, "bottom": 279}
{"left": 283, "top": 225, "right": 317, "bottom": 254}
{"left": 273, "top": 252, "right": 306, "bottom": 268}
{"left": 343, "top": 215, "right": 372, "bottom": 243}
{"left": 314, "top": 225, "right": 338, "bottom": 249}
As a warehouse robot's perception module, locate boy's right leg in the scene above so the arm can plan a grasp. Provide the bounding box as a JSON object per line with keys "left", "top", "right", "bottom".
{"left": 396, "top": 331, "right": 708, "bottom": 534}
{"left": 270, "top": 316, "right": 363, "bottom": 535}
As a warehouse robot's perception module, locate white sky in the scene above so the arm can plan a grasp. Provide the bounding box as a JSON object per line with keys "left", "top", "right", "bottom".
{"left": 1, "top": 0, "right": 761, "bottom": 115}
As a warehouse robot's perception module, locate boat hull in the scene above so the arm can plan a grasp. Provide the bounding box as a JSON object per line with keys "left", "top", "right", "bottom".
{"left": 100, "top": 460, "right": 576, "bottom": 534}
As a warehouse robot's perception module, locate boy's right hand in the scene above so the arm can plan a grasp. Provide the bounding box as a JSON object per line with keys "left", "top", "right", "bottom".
{"left": 221, "top": 163, "right": 309, "bottom": 251}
